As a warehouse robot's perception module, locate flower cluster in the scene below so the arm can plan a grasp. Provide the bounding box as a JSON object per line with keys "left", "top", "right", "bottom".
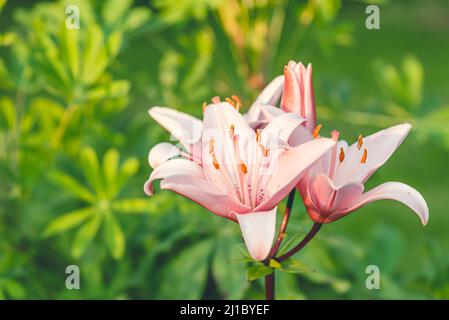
{"left": 144, "top": 60, "right": 428, "bottom": 262}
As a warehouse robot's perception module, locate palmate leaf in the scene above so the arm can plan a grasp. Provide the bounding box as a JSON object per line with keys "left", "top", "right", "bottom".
{"left": 43, "top": 206, "right": 95, "bottom": 237}
{"left": 103, "top": 212, "right": 125, "bottom": 260}
{"left": 49, "top": 170, "right": 95, "bottom": 203}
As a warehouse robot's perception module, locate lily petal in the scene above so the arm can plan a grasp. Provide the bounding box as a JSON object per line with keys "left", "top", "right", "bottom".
{"left": 246, "top": 76, "right": 285, "bottom": 122}
{"left": 144, "top": 158, "right": 204, "bottom": 196}
{"left": 202, "top": 102, "right": 255, "bottom": 195}
{"left": 334, "top": 123, "right": 412, "bottom": 185}
{"left": 162, "top": 174, "right": 251, "bottom": 220}
{"left": 149, "top": 106, "right": 203, "bottom": 148}
{"left": 234, "top": 207, "right": 277, "bottom": 261}
{"left": 280, "top": 64, "right": 301, "bottom": 114}
{"left": 148, "top": 142, "right": 181, "bottom": 169}
{"left": 261, "top": 112, "right": 306, "bottom": 145}
{"left": 255, "top": 138, "right": 335, "bottom": 212}
{"left": 305, "top": 174, "right": 364, "bottom": 223}
{"left": 341, "top": 181, "right": 429, "bottom": 225}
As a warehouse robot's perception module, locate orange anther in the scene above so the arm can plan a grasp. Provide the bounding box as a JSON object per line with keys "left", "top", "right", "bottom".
{"left": 339, "top": 147, "right": 345, "bottom": 163}
{"left": 360, "top": 148, "right": 368, "bottom": 164}
{"left": 357, "top": 134, "right": 363, "bottom": 150}
{"left": 312, "top": 124, "right": 322, "bottom": 138}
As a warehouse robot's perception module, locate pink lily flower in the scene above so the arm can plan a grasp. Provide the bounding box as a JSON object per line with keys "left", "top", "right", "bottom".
{"left": 144, "top": 102, "right": 335, "bottom": 261}
{"left": 148, "top": 77, "right": 286, "bottom": 169}
{"left": 280, "top": 60, "right": 316, "bottom": 132}
{"left": 297, "top": 123, "right": 429, "bottom": 225}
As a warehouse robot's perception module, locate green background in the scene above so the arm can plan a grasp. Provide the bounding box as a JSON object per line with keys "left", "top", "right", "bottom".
{"left": 0, "top": 0, "right": 448, "bottom": 299}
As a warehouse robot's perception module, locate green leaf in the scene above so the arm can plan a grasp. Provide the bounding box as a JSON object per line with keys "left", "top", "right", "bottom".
{"left": 246, "top": 264, "right": 273, "bottom": 281}
{"left": 117, "top": 157, "right": 139, "bottom": 188}
{"left": 82, "top": 24, "right": 107, "bottom": 85}
{"left": 124, "top": 7, "right": 151, "bottom": 31}
{"left": 269, "top": 259, "right": 282, "bottom": 269}
{"left": 281, "top": 259, "right": 315, "bottom": 274}
{"left": 2, "top": 279, "right": 26, "bottom": 299}
{"left": 61, "top": 24, "right": 80, "bottom": 80}
{"left": 102, "top": 0, "right": 133, "bottom": 27}
{"left": 0, "top": 97, "right": 15, "bottom": 130}
{"left": 71, "top": 214, "right": 102, "bottom": 258}
{"left": 212, "top": 240, "right": 248, "bottom": 299}
{"left": 112, "top": 198, "right": 156, "bottom": 214}
{"left": 43, "top": 207, "right": 95, "bottom": 237}
{"left": 102, "top": 149, "right": 119, "bottom": 197}
{"left": 103, "top": 213, "right": 125, "bottom": 259}
{"left": 49, "top": 171, "right": 95, "bottom": 203}
{"left": 158, "top": 240, "right": 212, "bottom": 299}
{"left": 81, "top": 147, "right": 104, "bottom": 197}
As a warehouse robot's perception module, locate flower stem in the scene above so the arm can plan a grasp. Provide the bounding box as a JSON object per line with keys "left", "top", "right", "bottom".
{"left": 267, "top": 189, "right": 295, "bottom": 261}
{"left": 276, "top": 222, "right": 322, "bottom": 262}
{"left": 265, "top": 271, "right": 275, "bottom": 300}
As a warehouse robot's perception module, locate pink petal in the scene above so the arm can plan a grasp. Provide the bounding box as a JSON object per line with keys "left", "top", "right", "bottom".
{"left": 162, "top": 174, "right": 251, "bottom": 221}
{"left": 202, "top": 102, "right": 255, "bottom": 195}
{"left": 148, "top": 107, "right": 203, "bottom": 149}
{"left": 246, "top": 75, "right": 285, "bottom": 122}
{"left": 334, "top": 123, "right": 412, "bottom": 185}
{"left": 304, "top": 174, "right": 364, "bottom": 223}
{"left": 148, "top": 142, "right": 181, "bottom": 169}
{"left": 280, "top": 64, "right": 300, "bottom": 114}
{"left": 303, "top": 63, "right": 316, "bottom": 131}
{"left": 257, "top": 103, "right": 286, "bottom": 121}
{"left": 234, "top": 207, "right": 277, "bottom": 261}
{"left": 261, "top": 112, "right": 306, "bottom": 145}
{"left": 341, "top": 181, "right": 429, "bottom": 225}
{"left": 144, "top": 158, "right": 204, "bottom": 196}
{"left": 255, "top": 138, "right": 335, "bottom": 212}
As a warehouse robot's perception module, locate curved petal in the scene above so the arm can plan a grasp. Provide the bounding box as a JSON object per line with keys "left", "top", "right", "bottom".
{"left": 340, "top": 181, "right": 429, "bottom": 225}
{"left": 148, "top": 142, "right": 181, "bottom": 169}
{"left": 162, "top": 174, "right": 251, "bottom": 220}
{"left": 257, "top": 103, "right": 286, "bottom": 121}
{"left": 334, "top": 123, "right": 412, "bottom": 185}
{"left": 149, "top": 106, "right": 203, "bottom": 148}
{"left": 234, "top": 207, "right": 277, "bottom": 261}
{"left": 144, "top": 158, "right": 204, "bottom": 196}
{"left": 255, "top": 138, "right": 335, "bottom": 212}
{"left": 305, "top": 174, "right": 364, "bottom": 223}
{"left": 246, "top": 75, "right": 284, "bottom": 122}
{"left": 261, "top": 112, "right": 305, "bottom": 146}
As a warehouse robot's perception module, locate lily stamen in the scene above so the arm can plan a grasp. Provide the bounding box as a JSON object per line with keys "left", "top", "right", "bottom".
{"left": 360, "top": 148, "right": 368, "bottom": 164}
{"left": 357, "top": 134, "right": 363, "bottom": 150}
{"left": 313, "top": 124, "right": 322, "bottom": 138}
{"left": 339, "top": 147, "right": 345, "bottom": 163}
{"left": 231, "top": 95, "right": 241, "bottom": 111}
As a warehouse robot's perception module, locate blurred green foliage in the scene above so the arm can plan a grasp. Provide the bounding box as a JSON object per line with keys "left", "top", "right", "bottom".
{"left": 0, "top": 0, "right": 448, "bottom": 299}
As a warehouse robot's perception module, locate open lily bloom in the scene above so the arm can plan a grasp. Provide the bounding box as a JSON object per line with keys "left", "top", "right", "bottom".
{"left": 148, "top": 77, "right": 285, "bottom": 169}
{"left": 145, "top": 102, "right": 335, "bottom": 261}
{"left": 297, "top": 123, "right": 429, "bottom": 225}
